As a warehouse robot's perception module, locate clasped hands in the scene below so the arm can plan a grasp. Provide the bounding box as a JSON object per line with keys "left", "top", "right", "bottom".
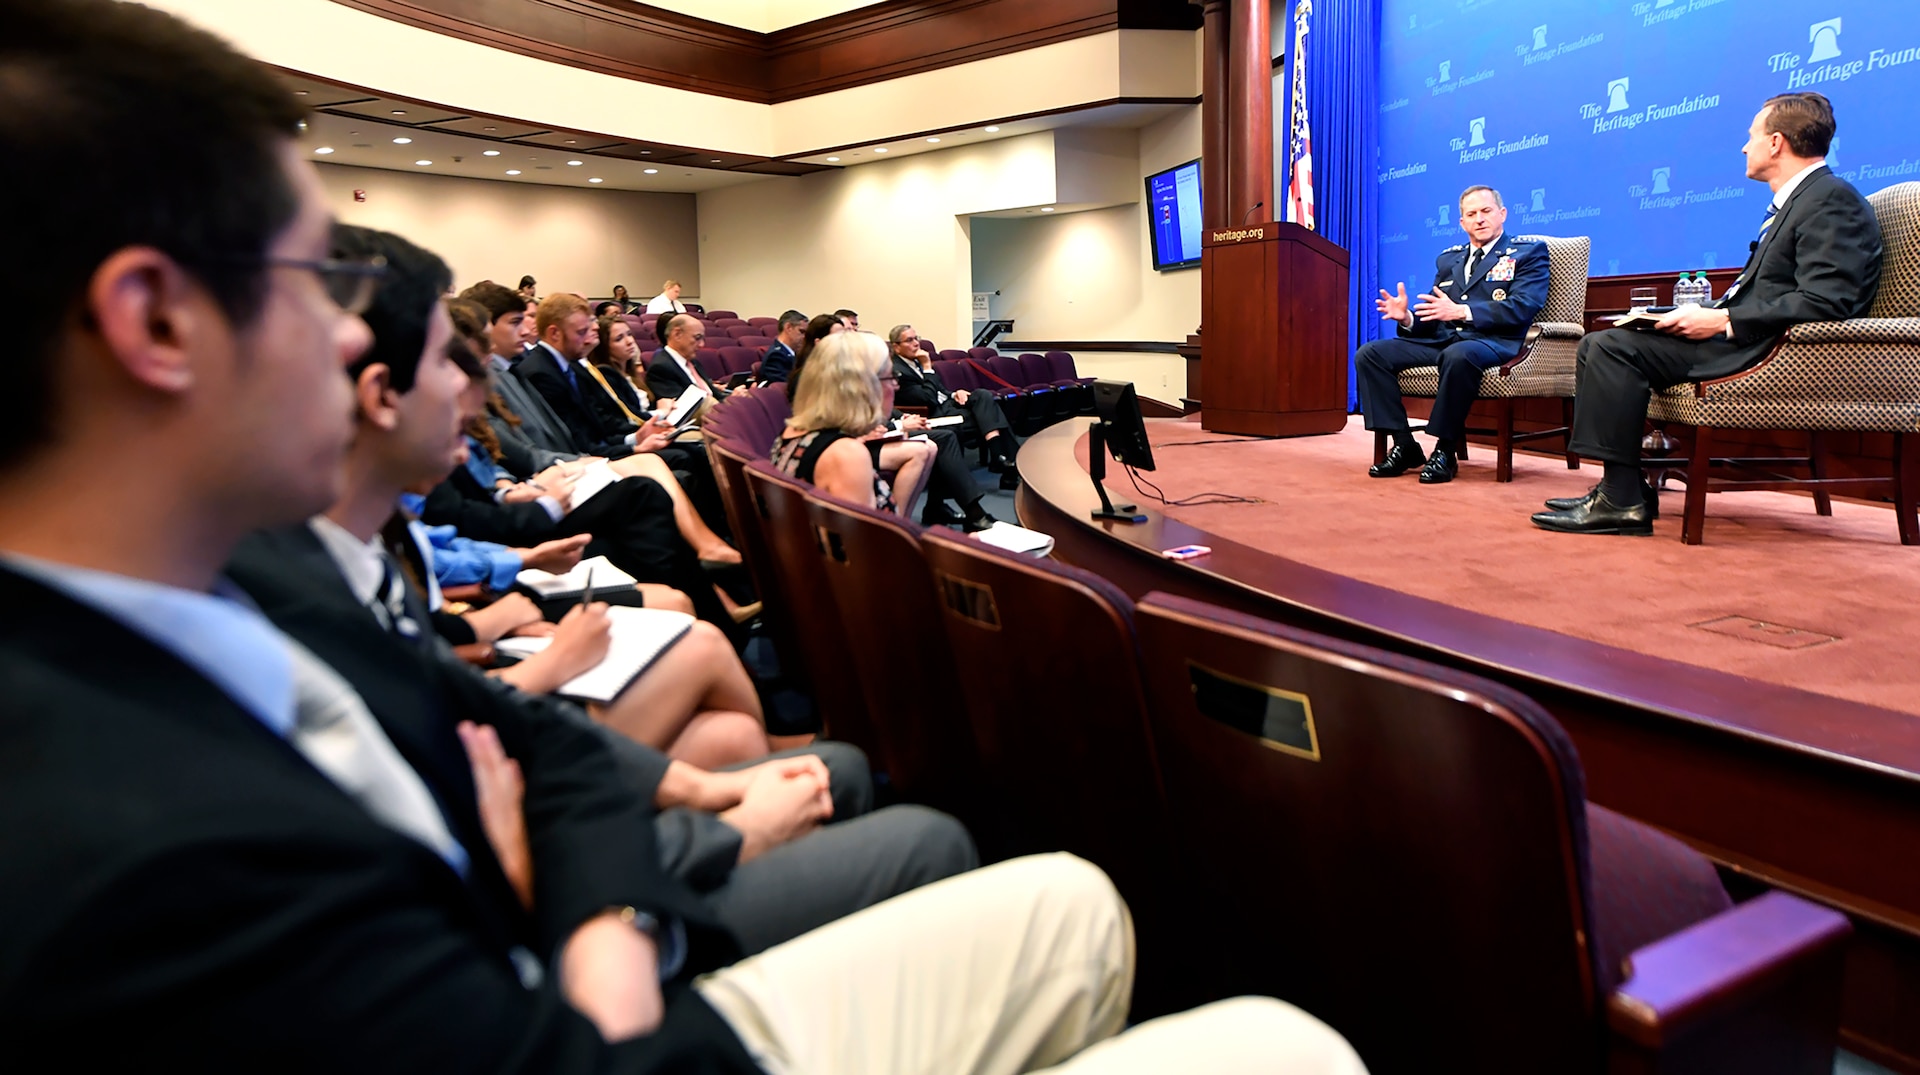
{"left": 1377, "top": 282, "right": 1468, "bottom": 324}
{"left": 1652, "top": 303, "right": 1732, "bottom": 340}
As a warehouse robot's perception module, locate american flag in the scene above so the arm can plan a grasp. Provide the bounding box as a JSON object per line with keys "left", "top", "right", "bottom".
{"left": 1287, "top": 0, "right": 1316, "bottom": 230}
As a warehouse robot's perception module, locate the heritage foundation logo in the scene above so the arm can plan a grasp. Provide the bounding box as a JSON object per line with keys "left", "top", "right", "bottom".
{"left": 1451, "top": 117, "right": 1549, "bottom": 163}
{"left": 1519, "top": 188, "right": 1600, "bottom": 228}
{"left": 1514, "top": 23, "right": 1604, "bottom": 65}
{"left": 1377, "top": 161, "right": 1429, "bottom": 183}
{"left": 1628, "top": 165, "right": 1744, "bottom": 210}
{"left": 1426, "top": 58, "right": 1495, "bottom": 95}
{"left": 1582, "top": 77, "right": 1721, "bottom": 133}
{"left": 1633, "top": 0, "right": 1733, "bottom": 28}
{"left": 1530, "top": 189, "right": 1546, "bottom": 211}
{"left": 1768, "top": 18, "right": 1920, "bottom": 88}
{"left": 1468, "top": 117, "right": 1486, "bottom": 146}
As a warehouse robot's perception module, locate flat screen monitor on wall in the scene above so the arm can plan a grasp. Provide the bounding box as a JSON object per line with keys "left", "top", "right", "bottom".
{"left": 1145, "top": 157, "right": 1204, "bottom": 271}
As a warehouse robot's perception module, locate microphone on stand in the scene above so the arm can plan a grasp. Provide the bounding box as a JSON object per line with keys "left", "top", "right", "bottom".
{"left": 1243, "top": 200, "right": 1265, "bottom": 225}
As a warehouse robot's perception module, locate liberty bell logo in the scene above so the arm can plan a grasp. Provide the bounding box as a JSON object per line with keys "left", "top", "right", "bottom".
{"left": 1468, "top": 117, "right": 1486, "bottom": 146}
{"left": 1652, "top": 167, "right": 1671, "bottom": 194}
{"left": 1439, "top": 60, "right": 1451, "bottom": 81}
{"left": 1530, "top": 189, "right": 1546, "bottom": 212}
{"left": 1809, "top": 19, "right": 1842, "bottom": 62}
{"left": 1606, "top": 78, "right": 1631, "bottom": 113}
{"left": 1532, "top": 26, "right": 1548, "bottom": 50}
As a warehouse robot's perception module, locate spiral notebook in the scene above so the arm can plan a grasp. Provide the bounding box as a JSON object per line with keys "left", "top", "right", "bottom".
{"left": 515, "top": 556, "right": 636, "bottom": 599}
{"left": 493, "top": 605, "right": 695, "bottom": 704}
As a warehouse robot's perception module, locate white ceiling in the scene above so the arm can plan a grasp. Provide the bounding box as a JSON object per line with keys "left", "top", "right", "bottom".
{"left": 628, "top": 0, "right": 888, "bottom": 33}
{"left": 302, "top": 111, "right": 766, "bottom": 194}
{"left": 785, "top": 103, "right": 1187, "bottom": 166}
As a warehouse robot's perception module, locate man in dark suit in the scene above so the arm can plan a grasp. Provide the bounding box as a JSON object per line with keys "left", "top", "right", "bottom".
{"left": 647, "top": 311, "right": 731, "bottom": 404}
{"left": 1353, "top": 185, "right": 1550, "bottom": 484}
{"left": 887, "top": 323, "right": 1021, "bottom": 487}
{"left": 519, "top": 292, "right": 670, "bottom": 458}
{"left": 757, "top": 308, "right": 806, "bottom": 385}
{"left": 1533, "top": 92, "right": 1884, "bottom": 534}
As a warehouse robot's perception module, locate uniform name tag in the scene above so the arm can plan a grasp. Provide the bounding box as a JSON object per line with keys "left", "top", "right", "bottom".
{"left": 1487, "top": 256, "right": 1517, "bottom": 282}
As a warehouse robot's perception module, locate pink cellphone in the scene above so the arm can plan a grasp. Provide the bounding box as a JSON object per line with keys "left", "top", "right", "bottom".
{"left": 1162, "top": 544, "right": 1212, "bottom": 561}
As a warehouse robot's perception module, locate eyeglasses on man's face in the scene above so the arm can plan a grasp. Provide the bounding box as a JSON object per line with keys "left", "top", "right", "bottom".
{"left": 245, "top": 254, "right": 389, "bottom": 315}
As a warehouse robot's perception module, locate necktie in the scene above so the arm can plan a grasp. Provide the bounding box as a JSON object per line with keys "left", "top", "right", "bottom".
{"left": 283, "top": 638, "right": 468, "bottom": 873}
{"left": 558, "top": 355, "right": 581, "bottom": 398}
{"left": 1464, "top": 247, "right": 1482, "bottom": 282}
{"left": 1719, "top": 203, "right": 1781, "bottom": 305}
{"left": 366, "top": 554, "right": 423, "bottom": 642}
{"left": 581, "top": 361, "right": 644, "bottom": 425}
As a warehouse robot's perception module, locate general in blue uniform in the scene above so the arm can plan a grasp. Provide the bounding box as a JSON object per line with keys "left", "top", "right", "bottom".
{"left": 1354, "top": 185, "right": 1550, "bottom": 483}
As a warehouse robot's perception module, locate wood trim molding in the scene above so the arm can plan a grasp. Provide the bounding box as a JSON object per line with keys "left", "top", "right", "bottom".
{"left": 998, "top": 340, "right": 1183, "bottom": 353}
{"left": 324, "top": 0, "right": 1200, "bottom": 105}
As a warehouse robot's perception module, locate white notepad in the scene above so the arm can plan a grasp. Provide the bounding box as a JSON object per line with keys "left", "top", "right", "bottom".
{"left": 925, "top": 415, "right": 965, "bottom": 427}
{"left": 565, "top": 461, "right": 621, "bottom": 511}
{"left": 971, "top": 520, "right": 1055, "bottom": 557}
{"left": 493, "top": 605, "right": 695, "bottom": 704}
{"left": 515, "top": 555, "right": 636, "bottom": 599}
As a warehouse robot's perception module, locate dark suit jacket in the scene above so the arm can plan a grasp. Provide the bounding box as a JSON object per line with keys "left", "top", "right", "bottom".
{"left": 645, "top": 348, "right": 725, "bottom": 405}
{"left": 1398, "top": 233, "right": 1551, "bottom": 361}
{"left": 1708, "top": 165, "right": 1883, "bottom": 376}
{"left": 425, "top": 464, "right": 564, "bottom": 547}
{"left": 891, "top": 355, "right": 962, "bottom": 417}
{"left": 491, "top": 356, "right": 592, "bottom": 465}
{"left": 518, "top": 343, "right": 639, "bottom": 459}
{"left": 0, "top": 558, "right": 756, "bottom": 1072}
{"left": 757, "top": 342, "right": 796, "bottom": 385}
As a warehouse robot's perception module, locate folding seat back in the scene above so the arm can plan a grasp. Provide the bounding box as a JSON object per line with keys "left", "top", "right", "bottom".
{"left": 724, "top": 324, "right": 758, "bottom": 339}
{"left": 1015, "top": 353, "right": 1054, "bottom": 386}
{"left": 918, "top": 337, "right": 936, "bottom": 357}
{"left": 937, "top": 349, "right": 971, "bottom": 365}
{"left": 739, "top": 336, "right": 775, "bottom": 351}
{"left": 983, "top": 354, "right": 1028, "bottom": 390}
{"left": 1129, "top": 592, "right": 1839, "bottom": 1073}
{"left": 693, "top": 348, "right": 727, "bottom": 383}
{"left": 703, "top": 309, "right": 739, "bottom": 320}
{"left": 1045, "top": 350, "right": 1089, "bottom": 383}
{"left": 718, "top": 347, "right": 759, "bottom": 377}
{"left": 705, "top": 437, "right": 797, "bottom": 670}
{"left": 747, "top": 316, "right": 779, "bottom": 329}
{"left": 800, "top": 493, "right": 988, "bottom": 820}
{"left": 917, "top": 531, "right": 1196, "bottom": 1014}
{"left": 739, "top": 460, "right": 876, "bottom": 752}
{"left": 714, "top": 317, "right": 748, "bottom": 330}
{"left": 967, "top": 347, "right": 998, "bottom": 363}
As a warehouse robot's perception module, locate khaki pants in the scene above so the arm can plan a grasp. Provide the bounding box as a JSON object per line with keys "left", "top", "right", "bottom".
{"left": 696, "top": 853, "right": 1366, "bottom": 1075}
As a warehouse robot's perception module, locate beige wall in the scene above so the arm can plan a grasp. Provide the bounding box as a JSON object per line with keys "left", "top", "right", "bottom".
{"left": 695, "top": 133, "right": 1063, "bottom": 343}
{"left": 315, "top": 163, "right": 698, "bottom": 301}
{"left": 968, "top": 107, "right": 1201, "bottom": 399}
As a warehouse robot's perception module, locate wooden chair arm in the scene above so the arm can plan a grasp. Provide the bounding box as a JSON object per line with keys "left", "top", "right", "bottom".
{"left": 441, "top": 584, "right": 486, "bottom": 604}
{"left": 450, "top": 642, "right": 496, "bottom": 668}
{"left": 896, "top": 405, "right": 930, "bottom": 417}
{"left": 1605, "top": 891, "right": 1849, "bottom": 1072}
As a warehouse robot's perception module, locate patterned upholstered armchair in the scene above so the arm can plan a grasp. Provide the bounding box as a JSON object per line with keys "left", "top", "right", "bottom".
{"left": 1375, "top": 234, "right": 1591, "bottom": 482}
{"left": 1648, "top": 181, "right": 1920, "bottom": 544}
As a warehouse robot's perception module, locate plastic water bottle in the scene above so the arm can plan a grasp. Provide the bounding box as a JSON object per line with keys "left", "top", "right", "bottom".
{"left": 1674, "top": 271, "right": 1694, "bottom": 306}
{"left": 1693, "top": 271, "right": 1713, "bottom": 304}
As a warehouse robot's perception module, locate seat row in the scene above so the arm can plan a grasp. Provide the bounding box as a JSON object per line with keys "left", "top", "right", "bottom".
{"left": 700, "top": 385, "right": 1852, "bottom": 1074}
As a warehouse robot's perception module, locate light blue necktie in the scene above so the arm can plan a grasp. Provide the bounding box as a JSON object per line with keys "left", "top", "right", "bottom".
{"left": 1719, "top": 203, "right": 1780, "bottom": 305}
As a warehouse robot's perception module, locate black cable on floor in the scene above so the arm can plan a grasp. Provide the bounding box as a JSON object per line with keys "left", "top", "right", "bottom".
{"left": 1124, "top": 465, "right": 1265, "bottom": 507}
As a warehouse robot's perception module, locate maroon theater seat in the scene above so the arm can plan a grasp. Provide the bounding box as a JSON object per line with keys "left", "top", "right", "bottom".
{"left": 714, "top": 318, "right": 748, "bottom": 330}
{"left": 1045, "top": 350, "right": 1094, "bottom": 384}
{"left": 917, "top": 529, "right": 1196, "bottom": 1016}
{"left": 967, "top": 347, "right": 997, "bottom": 363}
{"left": 799, "top": 491, "right": 991, "bottom": 830}
{"left": 693, "top": 348, "right": 727, "bottom": 383}
{"left": 747, "top": 316, "right": 779, "bottom": 329}
{"left": 1131, "top": 592, "right": 1850, "bottom": 1074}
{"left": 937, "top": 349, "right": 970, "bottom": 365}
{"left": 718, "top": 347, "right": 760, "bottom": 377}
{"left": 724, "top": 325, "right": 758, "bottom": 340}
{"left": 705, "top": 309, "right": 739, "bottom": 320}
{"left": 739, "top": 336, "right": 776, "bottom": 351}
{"left": 932, "top": 359, "right": 978, "bottom": 393}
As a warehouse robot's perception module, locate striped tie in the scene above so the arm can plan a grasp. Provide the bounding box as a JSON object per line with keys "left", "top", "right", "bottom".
{"left": 1718, "top": 203, "right": 1780, "bottom": 306}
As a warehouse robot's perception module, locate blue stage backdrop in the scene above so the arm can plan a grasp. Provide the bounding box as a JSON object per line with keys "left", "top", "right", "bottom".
{"left": 1376, "top": 0, "right": 1920, "bottom": 288}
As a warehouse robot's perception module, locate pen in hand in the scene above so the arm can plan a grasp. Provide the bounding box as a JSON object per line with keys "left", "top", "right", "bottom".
{"left": 580, "top": 566, "right": 595, "bottom": 608}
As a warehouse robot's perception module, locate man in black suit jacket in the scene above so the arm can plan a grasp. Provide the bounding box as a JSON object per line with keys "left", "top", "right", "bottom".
{"left": 519, "top": 292, "right": 665, "bottom": 458}
{"left": 1534, "top": 92, "right": 1884, "bottom": 534}
{"left": 757, "top": 309, "right": 806, "bottom": 385}
{"left": 887, "top": 323, "right": 1020, "bottom": 486}
{"left": 647, "top": 312, "right": 731, "bottom": 403}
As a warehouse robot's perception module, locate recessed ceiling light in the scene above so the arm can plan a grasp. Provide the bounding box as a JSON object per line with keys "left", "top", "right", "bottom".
{"left": 314, "top": 146, "right": 334, "bottom": 155}
{"left": 505, "top": 169, "right": 521, "bottom": 175}
{"left": 482, "top": 150, "right": 500, "bottom": 156}
{"left": 588, "top": 177, "right": 603, "bottom": 183}
{"left": 295, "top": 90, "right": 309, "bottom": 96}
{"left": 391, "top": 109, "right": 406, "bottom": 115}
{"left": 566, "top": 160, "right": 583, "bottom": 166}
{"left": 640, "top": 150, "right": 651, "bottom": 155}
{"left": 926, "top": 137, "right": 940, "bottom": 143}
{"left": 874, "top": 147, "right": 889, "bottom": 154}
{"left": 826, "top": 156, "right": 840, "bottom": 162}
{"left": 984, "top": 126, "right": 1000, "bottom": 133}
{"left": 414, "top": 159, "right": 432, "bottom": 166}
{"left": 711, "top": 159, "right": 723, "bottom": 164}
{"left": 643, "top": 168, "right": 658, "bottom": 174}
{"left": 1041, "top": 206, "right": 1054, "bottom": 212}
{"left": 392, "top": 137, "right": 411, "bottom": 144}
{"left": 483, "top": 126, "right": 496, "bottom": 132}
{"left": 565, "top": 139, "right": 576, "bottom": 144}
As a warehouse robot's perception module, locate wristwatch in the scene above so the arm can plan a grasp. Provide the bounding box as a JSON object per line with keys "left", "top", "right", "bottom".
{"left": 610, "top": 904, "right": 664, "bottom": 941}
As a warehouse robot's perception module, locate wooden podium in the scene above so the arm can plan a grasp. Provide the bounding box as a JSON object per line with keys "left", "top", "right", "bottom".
{"left": 1199, "top": 221, "right": 1350, "bottom": 437}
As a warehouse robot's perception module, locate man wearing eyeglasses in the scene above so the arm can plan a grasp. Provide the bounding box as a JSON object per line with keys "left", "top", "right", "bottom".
{"left": 645, "top": 312, "right": 732, "bottom": 404}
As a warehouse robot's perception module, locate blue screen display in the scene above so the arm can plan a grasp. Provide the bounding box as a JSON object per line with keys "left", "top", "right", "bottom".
{"left": 1377, "top": 0, "right": 1919, "bottom": 285}
{"left": 1147, "top": 158, "right": 1205, "bottom": 271}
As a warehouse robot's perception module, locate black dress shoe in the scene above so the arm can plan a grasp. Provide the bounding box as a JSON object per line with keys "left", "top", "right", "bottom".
{"left": 1417, "top": 449, "right": 1458, "bottom": 484}
{"left": 920, "top": 502, "right": 966, "bottom": 526}
{"left": 999, "top": 470, "right": 1021, "bottom": 490}
{"left": 1530, "top": 490, "right": 1654, "bottom": 535}
{"left": 1543, "top": 481, "right": 1660, "bottom": 519}
{"left": 961, "top": 512, "right": 998, "bottom": 533}
{"left": 1368, "top": 442, "right": 1424, "bottom": 478}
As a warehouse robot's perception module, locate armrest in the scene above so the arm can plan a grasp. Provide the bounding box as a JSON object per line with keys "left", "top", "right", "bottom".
{"left": 897, "top": 405, "right": 930, "bottom": 416}
{"left": 451, "top": 642, "right": 496, "bottom": 668}
{"left": 1606, "top": 891, "right": 1849, "bottom": 1068}
{"left": 1783, "top": 316, "right": 1920, "bottom": 345}
{"left": 441, "top": 584, "right": 486, "bottom": 604}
